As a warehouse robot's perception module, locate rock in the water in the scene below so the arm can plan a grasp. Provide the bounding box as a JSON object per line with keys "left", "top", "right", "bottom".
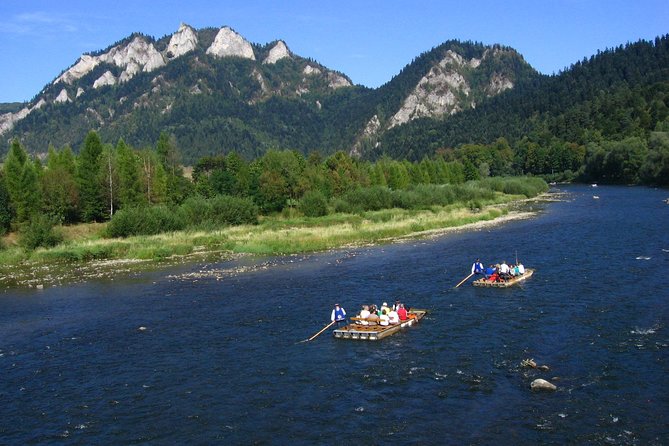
{"left": 531, "top": 378, "right": 557, "bottom": 391}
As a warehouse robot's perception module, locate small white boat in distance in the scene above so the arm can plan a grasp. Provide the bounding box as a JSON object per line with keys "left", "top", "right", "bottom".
{"left": 593, "top": 195, "right": 600, "bottom": 199}
{"left": 591, "top": 183, "right": 598, "bottom": 187}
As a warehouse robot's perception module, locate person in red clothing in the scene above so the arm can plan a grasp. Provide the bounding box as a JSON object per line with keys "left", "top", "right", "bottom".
{"left": 397, "top": 304, "right": 408, "bottom": 321}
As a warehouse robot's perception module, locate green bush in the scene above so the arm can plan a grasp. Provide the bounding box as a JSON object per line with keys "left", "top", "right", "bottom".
{"left": 208, "top": 195, "right": 259, "bottom": 226}
{"left": 331, "top": 198, "right": 350, "bottom": 214}
{"left": 107, "top": 205, "right": 186, "bottom": 238}
{"left": 178, "top": 196, "right": 212, "bottom": 227}
{"left": 478, "top": 177, "right": 548, "bottom": 197}
{"left": 299, "top": 190, "right": 328, "bottom": 217}
{"left": 340, "top": 186, "right": 394, "bottom": 213}
{"left": 20, "top": 215, "right": 63, "bottom": 250}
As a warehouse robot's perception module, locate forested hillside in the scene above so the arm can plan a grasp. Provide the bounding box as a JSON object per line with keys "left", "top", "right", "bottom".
{"left": 374, "top": 35, "right": 669, "bottom": 185}
{"left": 1, "top": 27, "right": 535, "bottom": 165}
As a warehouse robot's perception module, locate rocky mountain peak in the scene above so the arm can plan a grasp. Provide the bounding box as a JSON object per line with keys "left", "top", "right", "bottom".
{"left": 54, "top": 35, "right": 165, "bottom": 88}
{"left": 387, "top": 47, "right": 513, "bottom": 128}
{"left": 166, "top": 23, "right": 199, "bottom": 59}
{"left": 263, "top": 40, "right": 291, "bottom": 64}
{"left": 55, "top": 54, "right": 101, "bottom": 85}
{"left": 206, "top": 26, "right": 256, "bottom": 60}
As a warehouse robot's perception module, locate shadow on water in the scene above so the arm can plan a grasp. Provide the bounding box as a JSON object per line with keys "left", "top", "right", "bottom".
{"left": 0, "top": 185, "right": 668, "bottom": 444}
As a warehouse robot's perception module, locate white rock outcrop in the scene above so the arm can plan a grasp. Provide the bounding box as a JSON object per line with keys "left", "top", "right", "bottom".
{"left": 303, "top": 65, "right": 321, "bottom": 76}
{"left": 363, "top": 114, "right": 381, "bottom": 137}
{"left": 0, "top": 100, "right": 45, "bottom": 135}
{"left": 166, "top": 23, "right": 198, "bottom": 59}
{"left": 93, "top": 71, "right": 117, "bottom": 89}
{"left": 252, "top": 69, "right": 269, "bottom": 94}
{"left": 106, "top": 36, "right": 165, "bottom": 81}
{"left": 55, "top": 55, "right": 101, "bottom": 84}
{"left": 487, "top": 73, "right": 514, "bottom": 94}
{"left": 54, "top": 89, "right": 71, "bottom": 104}
{"left": 76, "top": 87, "right": 85, "bottom": 98}
{"left": 263, "top": 41, "right": 290, "bottom": 64}
{"left": 389, "top": 53, "right": 472, "bottom": 128}
{"left": 55, "top": 36, "right": 165, "bottom": 87}
{"left": 206, "top": 27, "right": 255, "bottom": 60}
{"left": 327, "top": 73, "right": 351, "bottom": 89}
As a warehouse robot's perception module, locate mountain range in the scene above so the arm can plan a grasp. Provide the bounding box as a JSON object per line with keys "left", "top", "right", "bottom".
{"left": 0, "top": 23, "right": 537, "bottom": 163}
{"left": 1, "top": 24, "right": 667, "bottom": 171}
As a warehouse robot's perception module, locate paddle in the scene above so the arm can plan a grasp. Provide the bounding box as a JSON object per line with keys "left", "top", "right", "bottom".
{"left": 455, "top": 272, "right": 474, "bottom": 288}
{"left": 299, "top": 320, "right": 336, "bottom": 343}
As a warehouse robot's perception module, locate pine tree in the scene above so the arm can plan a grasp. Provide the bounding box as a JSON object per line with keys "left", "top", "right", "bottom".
{"left": 3, "top": 139, "right": 41, "bottom": 225}
{"left": 0, "top": 171, "right": 12, "bottom": 234}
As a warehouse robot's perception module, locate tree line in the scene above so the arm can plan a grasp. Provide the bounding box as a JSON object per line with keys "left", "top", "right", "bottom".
{"left": 1, "top": 130, "right": 486, "bottom": 246}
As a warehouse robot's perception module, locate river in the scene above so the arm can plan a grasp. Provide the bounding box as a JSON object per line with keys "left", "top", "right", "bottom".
{"left": 1, "top": 184, "right": 667, "bottom": 444}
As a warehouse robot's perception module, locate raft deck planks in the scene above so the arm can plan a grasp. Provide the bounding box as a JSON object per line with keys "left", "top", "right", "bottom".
{"left": 472, "top": 269, "right": 534, "bottom": 287}
{"left": 333, "top": 310, "right": 427, "bottom": 341}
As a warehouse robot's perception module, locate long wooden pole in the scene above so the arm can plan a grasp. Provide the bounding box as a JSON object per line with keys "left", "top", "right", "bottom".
{"left": 306, "top": 320, "right": 336, "bottom": 342}
{"left": 455, "top": 272, "right": 474, "bottom": 288}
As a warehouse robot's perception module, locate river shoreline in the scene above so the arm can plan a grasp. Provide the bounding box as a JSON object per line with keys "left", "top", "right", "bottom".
{"left": 0, "top": 193, "right": 556, "bottom": 290}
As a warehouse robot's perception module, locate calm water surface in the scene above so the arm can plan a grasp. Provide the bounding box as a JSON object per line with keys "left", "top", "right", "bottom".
{"left": 1, "top": 185, "right": 668, "bottom": 445}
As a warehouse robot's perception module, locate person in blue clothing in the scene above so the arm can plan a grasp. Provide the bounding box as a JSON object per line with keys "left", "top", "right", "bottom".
{"left": 331, "top": 303, "right": 347, "bottom": 328}
{"left": 484, "top": 264, "right": 496, "bottom": 279}
{"left": 471, "top": 258, "right": 485, "bottom": 277}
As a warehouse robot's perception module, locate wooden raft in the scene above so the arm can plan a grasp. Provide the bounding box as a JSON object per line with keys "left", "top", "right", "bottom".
{"left": 472, "top": 269, "right": 534, "bottom": 288}
{"left": 333, "top": 310, "right": 427, "bottom": 341}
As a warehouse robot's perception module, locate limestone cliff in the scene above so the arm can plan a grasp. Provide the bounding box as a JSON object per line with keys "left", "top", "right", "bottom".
{"left": 263, "top": 41, "right": 291, "bottom": 64}
{"left": 206, "top": 27, "right": 255, "bottom": 60}
{"left": 166, "top": 23, "right": 198, "bottom": 59}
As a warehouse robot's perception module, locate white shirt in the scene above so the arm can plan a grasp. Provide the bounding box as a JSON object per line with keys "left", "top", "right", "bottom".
{"left": 388, "top": 311, "right": 399, "bottom": 324}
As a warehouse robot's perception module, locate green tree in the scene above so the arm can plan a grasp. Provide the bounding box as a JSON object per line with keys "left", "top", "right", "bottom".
{"left": 0, "top": 171, "right": 12, "bottom": 234}
{"left": 139, "top": 148, "right": 167, "bottom": 204}
{"left": 42, "top": 145, "right": 80, "bottom": 224}
{"left": 3, "top": 139, "right": 41, "bottom": 225}
{"left": 639, "top": 131, "right": 669, "bottom": 185}
{"left": 116, "top": 139, "right": 145, "bottom": 209}
{"left": 155, "top": 131, "right": 182, "bottom": 176}
{"left": 77, "top": 131, "right": 105, "bottom": 222}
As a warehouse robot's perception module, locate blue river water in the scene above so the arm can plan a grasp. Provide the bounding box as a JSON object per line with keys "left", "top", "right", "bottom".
{"left": 1, "top": 184, "right": 668, "bottom": 445}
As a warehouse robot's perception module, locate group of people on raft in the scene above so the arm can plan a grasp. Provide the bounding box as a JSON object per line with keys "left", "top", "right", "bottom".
{"left": 330, "top": 302, "right": 412, "bottom": 328}
{"left": 471, "top": 258, "right": 525, "bottom": 282}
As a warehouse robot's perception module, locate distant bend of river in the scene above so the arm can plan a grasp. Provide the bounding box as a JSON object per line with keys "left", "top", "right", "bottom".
{"left": 1, "top": 184, "right": 668, "bottom": 444}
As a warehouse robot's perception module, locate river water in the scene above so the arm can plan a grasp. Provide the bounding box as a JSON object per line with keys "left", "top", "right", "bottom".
{"left": 1, "top": 185, "right": 668, "bottom": 445}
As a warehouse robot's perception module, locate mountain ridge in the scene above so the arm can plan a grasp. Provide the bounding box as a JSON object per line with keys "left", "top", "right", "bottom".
{"left": 0, "top": 23, "right": 531, "bottom": 163}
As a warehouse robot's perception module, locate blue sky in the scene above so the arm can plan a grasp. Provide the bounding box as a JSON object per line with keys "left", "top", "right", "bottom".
{"left": 0, "top": 0, "right": 667, "bottom": 103}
